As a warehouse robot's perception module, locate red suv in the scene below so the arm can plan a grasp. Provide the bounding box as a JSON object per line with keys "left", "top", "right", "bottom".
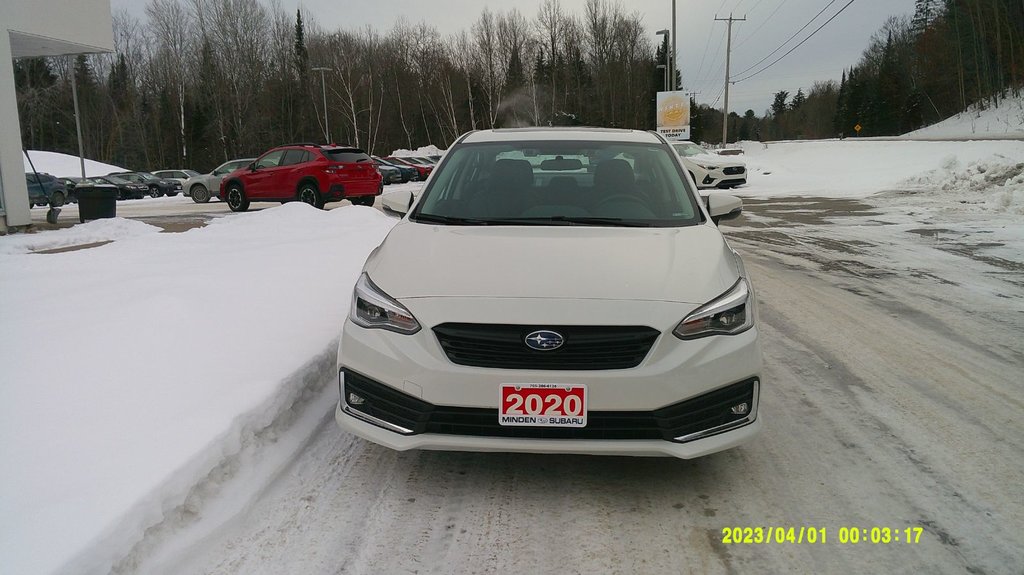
{"left": 221, "top": 144, "right": 383, "bottom": 211}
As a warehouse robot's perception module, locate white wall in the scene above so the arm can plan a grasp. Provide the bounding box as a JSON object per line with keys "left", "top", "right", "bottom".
{"left": 0, "top": 0, "right": 112, "bottom": 229}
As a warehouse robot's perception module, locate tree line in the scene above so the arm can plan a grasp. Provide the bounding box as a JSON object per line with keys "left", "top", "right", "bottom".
{"left": 14, "top": 0, "right": 660, "bottom": 173}
{"left": 13, "top": 0, "right": 1021, "bottom": 171}
{"left": 690, "top": 0, "right": 1023, "bottom": 143}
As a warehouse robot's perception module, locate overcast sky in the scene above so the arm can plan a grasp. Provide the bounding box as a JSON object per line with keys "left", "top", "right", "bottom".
{"left": 113, "top": 0, "right": 917, "bottom": 114}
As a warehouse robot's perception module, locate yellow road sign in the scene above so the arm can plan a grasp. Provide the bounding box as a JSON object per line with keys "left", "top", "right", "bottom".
{"left": 854, "top": 124, "right": 862, "bottom": 133}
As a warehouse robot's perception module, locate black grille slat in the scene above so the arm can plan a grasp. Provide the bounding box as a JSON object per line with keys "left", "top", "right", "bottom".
{"left": 343, "top": 370, "right": 756, "bottom": 441}
{"left": 433, "top": 323, "right": 659, "bottom": 370}
{"left": 723, "top": 166, "right": 745, "bottom": 175}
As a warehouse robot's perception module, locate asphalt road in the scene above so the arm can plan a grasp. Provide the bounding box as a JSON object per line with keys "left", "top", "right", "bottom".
{"left": 102, "top": 193, "right": 1021, "bottom": 575}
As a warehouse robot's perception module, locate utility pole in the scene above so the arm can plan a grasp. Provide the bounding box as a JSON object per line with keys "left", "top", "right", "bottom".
{"left": 671, "top": 0, "right": 677, "bottom": 91}
{"left": 714, "top": 14, "right": 745, "bottom": 146}
{"left": 69, "top": 56, "right": 85, "bottom": 178}
{"left": 312, "top": 66, "right": 332, "bottom": 143}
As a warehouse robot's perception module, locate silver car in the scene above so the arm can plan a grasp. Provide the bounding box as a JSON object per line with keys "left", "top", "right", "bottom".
{"left": 183, "top": 159, "right": 254, "bottom": 203}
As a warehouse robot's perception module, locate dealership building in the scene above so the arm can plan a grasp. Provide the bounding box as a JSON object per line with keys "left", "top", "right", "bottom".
{"left": 0, "top": 0, "right": 112, "bottom": 232}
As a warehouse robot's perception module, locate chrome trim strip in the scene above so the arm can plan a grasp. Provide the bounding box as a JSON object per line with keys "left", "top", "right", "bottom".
{"left": 342, "top": 403, "right": 415, "bottom": 435}
{"left": 673, "top": 379, "right": 759, "bottom": 443}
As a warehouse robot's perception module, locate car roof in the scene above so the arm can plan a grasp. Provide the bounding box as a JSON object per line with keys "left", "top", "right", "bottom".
{"left": 461, "top": 127, "right": 663, "bottom": 144}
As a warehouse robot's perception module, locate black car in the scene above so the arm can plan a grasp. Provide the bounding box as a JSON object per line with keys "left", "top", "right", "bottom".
{"left": 85, "top": 175, "right": 149, "bottom": 200}
{"left": 25, "top": 173, "right": 67, "bottom": 207}
{"left": 376, "top": 163, "right": 402, "bottom": 185}
{"left": 56, "top": 177, "right": 85, "bottom": 203}
{"left": 373, "top": 156, "right": 417, "bottom": 183}
{"left": 109, "top": 171, "right": 182, "bottom": 198}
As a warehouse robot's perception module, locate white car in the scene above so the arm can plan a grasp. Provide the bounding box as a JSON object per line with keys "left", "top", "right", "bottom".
{"left": 672, "top": 141, "right": 747, "bottom": 189}
{"left": 336, "top": 127, "right": 762, "bottom": 459}
{"left": 151, "top": 169, "right": 201, "bottom": 187}
{"left": 182, "top": 158, "right": 254, "bottom": 203}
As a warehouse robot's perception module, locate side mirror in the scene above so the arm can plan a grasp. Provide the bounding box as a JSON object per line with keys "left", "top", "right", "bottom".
{"left": 381, "top": 190, "right": 415, "bottom": 216}
{"left": 707, "top": 194, "right": 743, "bottom": 225}
{"left": 249, "top": 163, "right": 257, "bottom": 172}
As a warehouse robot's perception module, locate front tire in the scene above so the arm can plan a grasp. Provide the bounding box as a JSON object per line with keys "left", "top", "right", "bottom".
{"left": 191, "top": 185, "right": 211, "bottom": 204}
{"left": 226, "top": 183, "right": 249, "bottom": 212}
{"left": 149, "top": 186, "right": 161, "bottom": 198}
{"left": 297, "top": 182, "right": 324, "bottom": 209}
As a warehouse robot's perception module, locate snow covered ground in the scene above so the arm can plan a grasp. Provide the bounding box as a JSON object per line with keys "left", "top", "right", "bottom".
{"left": 2, "top": 130, "right": 1022, "bottom": 574}
{"left": 0, "top": 205, "right": 396, "bottom": 574}
{"left": 903, "top": 91, "right": 1024, "bottom": 139}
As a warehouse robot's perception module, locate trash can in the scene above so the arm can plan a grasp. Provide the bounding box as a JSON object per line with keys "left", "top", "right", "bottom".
{"left": 76, "top": 185, "right": 118, "bottom": 223}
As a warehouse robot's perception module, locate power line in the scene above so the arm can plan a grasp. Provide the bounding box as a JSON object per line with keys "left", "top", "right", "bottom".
{"left": 733, "top": 0, "right": 856, "bottom": 83}
{"left": 736, "top": 0, "right": 788, "bottom": 49}
{"left": 734, "top": 0, "right": 837, "bottom": 77}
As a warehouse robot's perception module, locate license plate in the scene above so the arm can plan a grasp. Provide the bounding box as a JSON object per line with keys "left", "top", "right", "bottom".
{"left": 499, "top": 384, "right": 587, "bottom": 427}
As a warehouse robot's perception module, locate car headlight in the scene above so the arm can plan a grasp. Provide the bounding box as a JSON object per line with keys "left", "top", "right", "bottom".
{"left": 350, "top": 273, "right": 420, "bottom": 334}
{"left": 673, "top": 278, "right": 753, "bottom": 339}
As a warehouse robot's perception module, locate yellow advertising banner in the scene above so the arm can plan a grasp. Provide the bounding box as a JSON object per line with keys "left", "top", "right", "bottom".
{"left": 657, "top": 91, "right": 691, "bottom": 140}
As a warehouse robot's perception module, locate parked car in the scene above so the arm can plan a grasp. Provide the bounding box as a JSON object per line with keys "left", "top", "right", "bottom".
{"left": 84, "top": 175, "right": 149, "bottom": 200}
{"left": 56, "top": 176, "right": 84, "bottom": 203}
{"left": 25, "top": 173, "right": 67, "bottom": 207}
{"left": 183, "top": 159, "right": 254, "bottom": 203}
{"left": 373, "top": 156, "right": 418, "bottom": 182}
{"left": 220, "top": 144, "right": 382, "bottom": 211}
{"left": 376, "top": 162, "right": 403, "bottom": 185}
{"left": 109, "top": 171, "right": 181, "bottom": 197}
{"left": 406, "top": 155, "right": 437, "bottom": 165}
{"left": 151, "top": 169, "right": 201, "bottom": 186}
{"left": 336, "top": 127, "right": 760, "bottom": 460}
{"left": 671, "top": 141, "right": 747, "bottom": 189}
{"left": 383, "top": 156, "right": 433, "bottom": 181}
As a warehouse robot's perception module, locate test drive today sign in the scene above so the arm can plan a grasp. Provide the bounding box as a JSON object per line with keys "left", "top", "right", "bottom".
{"left": 657, "top": 91, "right": 691, "bottom": 141}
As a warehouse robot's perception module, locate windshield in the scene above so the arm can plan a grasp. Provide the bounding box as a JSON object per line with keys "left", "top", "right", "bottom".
{"left": 105, "top": 175, "right": 129, "bottom": 184}
{"left": 410, "top": 140, "right": 701, "bottom": 227}
{"left": 672, "top": 142, "right": 708, "bottom": 157}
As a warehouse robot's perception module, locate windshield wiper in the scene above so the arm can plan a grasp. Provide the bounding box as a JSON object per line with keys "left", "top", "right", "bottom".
{"left": 413, "top": 213, "right": 492, "bottom": 225}
{"left": 535, "top": 216, "right": 653, "bottom": 227}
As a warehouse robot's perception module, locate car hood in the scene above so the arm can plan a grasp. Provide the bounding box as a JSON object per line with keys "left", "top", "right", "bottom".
{"left": 364, "top": 221, "right": 739, "bottom": 305}
{"left": 687, "top": 153, "right": 742, "bottom": 168}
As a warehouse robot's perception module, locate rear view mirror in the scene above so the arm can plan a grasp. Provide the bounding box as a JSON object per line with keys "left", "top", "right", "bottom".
{"left": 707, "top": 194, "right": 743, "bottom": 225}
{"left": 539, "top": 158, "right": 584, "bottom": 171}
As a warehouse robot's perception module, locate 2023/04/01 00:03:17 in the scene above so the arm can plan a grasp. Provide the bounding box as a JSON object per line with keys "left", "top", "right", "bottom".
{"left": 720, "top": 526, "right": 925, "bottom": 544}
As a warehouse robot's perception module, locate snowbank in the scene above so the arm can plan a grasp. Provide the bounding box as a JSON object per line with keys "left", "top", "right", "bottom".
{"left": 737, "top": 139, "right": 1024, "bottom": 198}
{"left": 0, "top": 218, "right": 162, "bottom": 255}
{"left": 901, "top": 154, "right": 1024, "bottom": 215}
{"left": 390, "top": 144, "right": 445, "bottom": 157}
{"left": 903, "top": 92, "right": 1024, "bottom": 139}
{"left": 0, "top": 204, "right": 396, "bottom": 575}
{"left": 23, "top": 150, "right": 126, "bottom": 177}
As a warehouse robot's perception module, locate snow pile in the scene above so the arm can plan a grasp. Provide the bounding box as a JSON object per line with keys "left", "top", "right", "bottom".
{"left": 902, "top": 155, "right": 1024, "bottom": 215}
{"left": 0, "top": 203, "right": 396, "bottom": 575}
{"left": 737, "top": 139, "right": 1024, "bottom": 198}
{"left": 23, "top": 150, "right": 126, "bottom": 177}
{"left": 0, "top": 218, "right": 161, "bottom": 255}
{"left": 903, "top": 92, "right": 1024, "bottom": 139}
{"left": 390, "top": 144, "right": 445, "bottom": 157}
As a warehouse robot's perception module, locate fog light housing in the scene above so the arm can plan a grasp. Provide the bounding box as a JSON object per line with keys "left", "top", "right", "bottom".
{"left": 730, "top": 402, "right": 749, "bottom": 415}
{"left": 348, "top": 392, "right": 366, "bottom": 406}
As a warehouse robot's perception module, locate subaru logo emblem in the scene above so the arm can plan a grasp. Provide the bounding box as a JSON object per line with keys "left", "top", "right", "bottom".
{"left": 525, "top": 330, "right": 564, "bottom": 351}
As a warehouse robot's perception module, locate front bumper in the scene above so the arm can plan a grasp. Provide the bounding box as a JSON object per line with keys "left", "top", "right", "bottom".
{"left": 335, "top": 304, "right": 763, "bottom": 458}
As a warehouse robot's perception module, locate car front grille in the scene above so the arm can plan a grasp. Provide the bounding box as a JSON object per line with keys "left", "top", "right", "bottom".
{"left": 341, "top": 369, "right": 758, "bottom": 442}
{"left": 723, "top": 166, "right": 745, "bottom": 175}
{"left": 432, "top": 323, "right": 660, "bottom": 370}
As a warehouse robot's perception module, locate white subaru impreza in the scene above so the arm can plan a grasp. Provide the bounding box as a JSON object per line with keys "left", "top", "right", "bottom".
{"left": 337, "top": 128, "right": 762, "bottom": 459}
